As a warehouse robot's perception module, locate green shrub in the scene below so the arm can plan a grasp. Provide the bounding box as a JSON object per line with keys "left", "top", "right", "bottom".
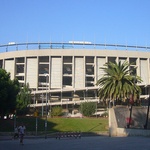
{"left": 80, "top": 102, "right": 96, "bottom": 117}
{"left": 51, "top": 106, "right": 62, "bottom": 117}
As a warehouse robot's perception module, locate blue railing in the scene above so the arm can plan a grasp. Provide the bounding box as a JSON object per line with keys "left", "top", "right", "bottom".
{"left": 0, "top": 42, "right": 150, "bottom": 53}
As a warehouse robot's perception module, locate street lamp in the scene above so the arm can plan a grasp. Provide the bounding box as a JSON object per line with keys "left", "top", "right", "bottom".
{"left": 13, "top": 110, "right": 16, "bottom": 131}
{"left": 33, "top": 92, "right": 38, "bottom": 136}
{"left": 127, "top": 67, "right": 137, "bottom": 128}
{"left": 66, "top": 99, "right": 69, "bottom": 117}
{"left": 144, "top": 96, "right": 150, "bottom": 129}
{"left": 34, "top": 92, "right": 36, "bottom": 108}
{"left": 45, "top": 74, "right": 48, "bottom": 139}
{"left": 144, "top": 84, "right": 150, "bottom": 129}
{"left": 41, "top": 83, "right": 44, "bottom": 117}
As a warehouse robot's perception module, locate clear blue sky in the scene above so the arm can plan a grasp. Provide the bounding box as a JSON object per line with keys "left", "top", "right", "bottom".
{"left": 0, "top": 0, "right": 150, "bottom": 46}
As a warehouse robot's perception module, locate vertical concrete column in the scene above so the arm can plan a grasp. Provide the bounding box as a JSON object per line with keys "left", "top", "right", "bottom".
{"left": 72, "top": 56, "right": 75, "bottom": 88}
{"left": 109, "top": 108, "right": 118, "bottom": 137}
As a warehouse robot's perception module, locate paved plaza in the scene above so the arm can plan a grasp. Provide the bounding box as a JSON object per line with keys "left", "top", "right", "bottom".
{"left": 1, "top": 136, "right": 150, "bottom": 150}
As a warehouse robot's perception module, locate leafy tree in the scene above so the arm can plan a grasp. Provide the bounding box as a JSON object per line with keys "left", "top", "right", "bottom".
{"left": 80, "top": 102, "right": 96, "bottom": 117}
{"left": 0, "top": 69, "right": 20, "bottom": 118}
{"left": 16, "top": 83, "right": 32, "bottom": 115}
{"left": 96, "top": 61, "right": 142, "bottom": 106}
{"left": 51, "top": 106, "right": 62, "bottom": 117}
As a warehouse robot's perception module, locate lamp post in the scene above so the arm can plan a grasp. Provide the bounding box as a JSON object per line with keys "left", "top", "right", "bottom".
{"left": 144, "top": 84, "right": 150, "bottom": 129}
{"left": 13, "top": 110, "right": 16, "bottom": 130}
{"left": 34, "top": 93, "right": 36, "bottom": 135}
{"left": 66, "top": 99, "right": 69, "bottom": 117}
{"left": 41, "top": 83, "right": 44, "bottom": 117}
{"left": 45, "top": 74, "right": 48, "bottom": 139}
{"left": 34, "top": 92, "right": 36, "bottom": 108}
{"left": 33, "top": 92, "right": 38, "bottom": 136}
{"left": 127, "top": 101, "right": 133, "bottom": 128}
{"left": 127, "top": 68, "right": 137, "bottom": 128}
{"left": 144, "top": 96, "right": 150, "bottom": 129}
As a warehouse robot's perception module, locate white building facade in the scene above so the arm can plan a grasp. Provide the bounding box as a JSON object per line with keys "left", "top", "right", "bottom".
{"left": 0, "top": 42, "right": 149, "bottom": 109}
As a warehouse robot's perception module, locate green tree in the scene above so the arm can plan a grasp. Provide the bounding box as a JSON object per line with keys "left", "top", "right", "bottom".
{"left": 96, "top": 61, "right": 142, "bottom": 106}
{"left": 0, "top": 69, "right": 20, "bottom": 118}
{"left": 16, "top": 83, "right": 32, "bottom": 115}
{"left": 80, "top": 102, "right": 96, "bottom": 117}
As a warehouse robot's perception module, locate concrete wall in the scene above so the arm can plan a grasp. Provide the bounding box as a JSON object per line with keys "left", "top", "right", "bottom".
{"left": 117, "top": 128, "right": 150, "bottom": 137}
{"left": 109, "top": 107, "right": 150, "bottom": 137}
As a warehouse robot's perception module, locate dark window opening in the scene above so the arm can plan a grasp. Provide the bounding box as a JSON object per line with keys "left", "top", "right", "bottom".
{"left": 16, "top": 76, "right": 24, "bottom": 81}
{"left": 63, "top": 56, "right": 72, "bottom": 63}
{"left": 86, "top": 56, "right": 94, "bottom": 63}
{"left": 86, "top": 77, "right": 94, "bottom": 81}
{"left": 86, "top": 65, "right": 94, "bottom": 75}
{"left": 86, "top": 82, "right": 94, "bottom": 87}
{"left": 129, "top": 58, "right": 137, "bottom": 65}
{"left": 63, "top": 64, "right": 72, "bottom": 74}
{"left": 38, "top": 76, "right": 49, "bottom": 84}
{"left": 130, "top": 66, "right": 137, "bottom": 76}
{"left": 39, "top": 64, "right": 49, "bottom": 74}
{"left": 86, "top": 91, "right": 95, "bottom": 97}
{"left": 0, "top": 60, "right": 3, "bottom": 68}
{"left": 16, "top": 57, "right": 24, "bottom": 63}
{"left": 16, "top": 65, "right": 24, "bottom": 73}
{"left": 108, "top": 57, "right": 116, "bottom": 63}
{"left": 62, "top": 92, "right": 72, "bottom": 98}
{"left": 63, "top": 77, "right": 72, "bottom": 86}
{"left": 39, "top": 56, "right": 49, "bottom": 62}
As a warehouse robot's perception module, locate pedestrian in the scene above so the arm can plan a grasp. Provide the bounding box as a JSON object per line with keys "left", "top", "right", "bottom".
{"left": 13, "top": 126, "right": 19, "bottom": 139}
{"left": 18, "top": 123, "right": 26, "bottom": 145}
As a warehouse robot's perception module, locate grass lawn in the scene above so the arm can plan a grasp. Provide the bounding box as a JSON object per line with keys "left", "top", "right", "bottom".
{"left": 0, "top": 116, "right": 108, "bottom": 134}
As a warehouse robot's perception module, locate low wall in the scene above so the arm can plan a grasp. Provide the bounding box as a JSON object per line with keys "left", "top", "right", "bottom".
{"left": 117, "top": 128, "right": 150, "bottom": 137}
{"left": 109, "top": 107, "right": 150, "bottom": 137}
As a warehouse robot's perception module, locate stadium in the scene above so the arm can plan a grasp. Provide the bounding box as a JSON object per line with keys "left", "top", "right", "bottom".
{"left": 0, "top": 42, "right": 150, "bottom": 116}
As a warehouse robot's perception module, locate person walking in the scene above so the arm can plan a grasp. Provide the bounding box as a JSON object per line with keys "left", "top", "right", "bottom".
{"left": 18, "top": 123, "right": 26, "bottom": 145}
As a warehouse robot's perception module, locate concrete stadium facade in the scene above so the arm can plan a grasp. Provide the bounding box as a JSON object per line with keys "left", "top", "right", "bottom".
{"left": 0, "top": 42, "right": 150, "bottom": 112}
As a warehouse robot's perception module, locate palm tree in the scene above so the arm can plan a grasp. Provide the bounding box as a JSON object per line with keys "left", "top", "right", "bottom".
{"left": 96, "top": 61, "right": 142, "bottom": 106}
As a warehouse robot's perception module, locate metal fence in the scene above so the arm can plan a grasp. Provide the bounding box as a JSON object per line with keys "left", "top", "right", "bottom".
{"left": 0, "top": 42, "right": 150, "bottom": 53}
